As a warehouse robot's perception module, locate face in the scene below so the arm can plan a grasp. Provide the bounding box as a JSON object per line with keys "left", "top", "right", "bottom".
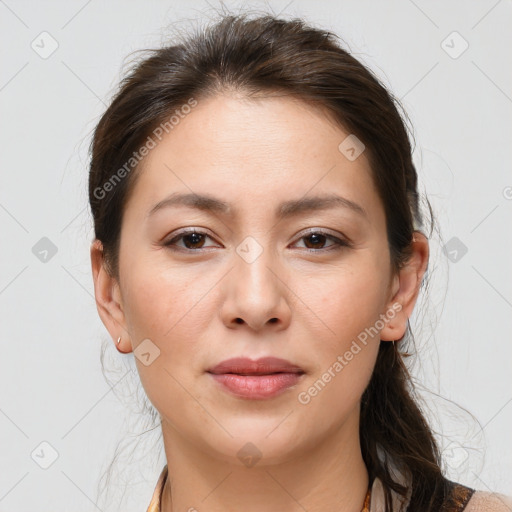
{"left": 96, "top": 92, "right": 411, "bottom": 466}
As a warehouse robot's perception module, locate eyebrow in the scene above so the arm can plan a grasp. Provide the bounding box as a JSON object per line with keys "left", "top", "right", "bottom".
{"left": 146, "top": 192, "right": 368, "bottom": 220}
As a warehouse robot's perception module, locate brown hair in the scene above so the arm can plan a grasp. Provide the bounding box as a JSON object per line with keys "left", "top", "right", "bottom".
{"left": 89, "top": 13, "right": 450, "bottom": 511}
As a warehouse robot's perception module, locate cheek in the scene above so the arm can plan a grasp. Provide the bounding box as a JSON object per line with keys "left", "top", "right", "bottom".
{"left": 120, "top": 257, "right": 216, "bottom": 358}
{"left": 301, "top": 257, "right": 389, "bottom": 349}
{"left": 290, "top": 255, "right": 387, "bottom": 414}
{"left": 120, "top": 261, "right": 215, "bottom": 411}
{"left": 294, "top": 266, "right": 383, "bottom": 420}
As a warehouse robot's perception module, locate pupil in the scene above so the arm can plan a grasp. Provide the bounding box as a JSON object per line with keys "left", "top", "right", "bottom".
{"left": 186, "top": 233, "right": 204, "bottom": 248}
{"left": 305, "top": 234, "right": 325, "bottom": 249}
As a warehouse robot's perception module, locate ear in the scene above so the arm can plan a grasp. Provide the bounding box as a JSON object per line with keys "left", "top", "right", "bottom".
{"left": 380, "top": 231, "right": 429, "bottom": 342}
{"left": 90, "top": 239, "right": 132, "bottom": 353}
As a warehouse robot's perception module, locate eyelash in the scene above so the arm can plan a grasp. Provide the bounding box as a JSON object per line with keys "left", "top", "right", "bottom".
{"left": 163, "top": 228, "right": 351, "bottom": 253}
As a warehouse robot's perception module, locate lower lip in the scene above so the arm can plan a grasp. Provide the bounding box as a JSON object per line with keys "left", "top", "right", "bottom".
{"left": 209, "top": 372, "right": 304, "bottom": 399}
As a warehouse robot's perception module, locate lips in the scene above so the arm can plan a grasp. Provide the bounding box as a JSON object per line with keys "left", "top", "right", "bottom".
{"left": 207, "top": 357, "right": 305, "bottom": 376}
{"left": 207, "top": 357, "right": 305, "bottom": 400}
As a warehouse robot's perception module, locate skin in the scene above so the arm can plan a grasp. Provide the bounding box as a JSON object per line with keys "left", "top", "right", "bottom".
{"left": 91, "top": 92, "right": 429, "bottom": 512}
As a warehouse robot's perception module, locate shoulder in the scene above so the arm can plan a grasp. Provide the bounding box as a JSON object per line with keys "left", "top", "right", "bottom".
{"left": 443, "top": 479, "right": 512, "bottom": 512}
{"left": 463, "top": 490, "right": 512, "bottom": 512}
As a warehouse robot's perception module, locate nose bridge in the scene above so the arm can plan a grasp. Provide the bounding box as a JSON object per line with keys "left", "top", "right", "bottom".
{"left": 220, "top": 208, "right": 292, "bottom": 331}
{"left": 234, "top": 234, "right": 280, "bottom": 301}
{"left": 224, "top": 232, "right": 291, "bottom": 330}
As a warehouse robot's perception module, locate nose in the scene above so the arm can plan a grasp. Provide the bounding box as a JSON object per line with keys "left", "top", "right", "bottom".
{"left": 220, "top": 248, "right": 292, "bottom": 332}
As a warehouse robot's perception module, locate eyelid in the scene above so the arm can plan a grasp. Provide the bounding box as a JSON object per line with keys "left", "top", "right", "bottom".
{"left": 290, "top": 228, "right": 351, "bottom": 250}
{"left": 164, "top": 227, "right": 220, "bottom": 247}
{"left": 294, "top": 226, "right": 348, "bottom": 240}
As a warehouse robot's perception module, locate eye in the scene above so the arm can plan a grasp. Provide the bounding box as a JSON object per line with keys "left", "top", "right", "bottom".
{"left": 292, "top": 230, "right": 350, "bottom": 252}
{"left": 164, "top": 229, "right": 219, "bottom": 251}
{"left": 163, "top": 228, "right": 351, "bottom": 253}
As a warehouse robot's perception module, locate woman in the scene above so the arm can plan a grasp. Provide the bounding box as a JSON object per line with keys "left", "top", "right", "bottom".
{"left": 88, "top": 13, "right": 511, "bottom": 512}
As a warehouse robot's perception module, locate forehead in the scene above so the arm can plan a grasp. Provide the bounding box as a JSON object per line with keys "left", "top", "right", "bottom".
{"left": 125, "top": 93, "right": 383, "bottom": 222}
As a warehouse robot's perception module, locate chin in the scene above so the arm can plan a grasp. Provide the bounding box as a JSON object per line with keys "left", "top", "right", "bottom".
{"left": 199, "top": 421, "right": 307, "bottom": 467}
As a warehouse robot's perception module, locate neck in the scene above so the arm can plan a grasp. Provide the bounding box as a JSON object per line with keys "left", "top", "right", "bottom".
{"left": 160, "top": 412, "right": 369, "bottom": 512}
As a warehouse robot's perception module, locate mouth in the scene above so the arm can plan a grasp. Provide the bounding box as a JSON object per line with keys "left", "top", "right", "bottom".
{"left": 207, "top": 357, "right": 305, "bottom": 400}
{"left": 207, "top": 356, "right": 305, "bottom": 376}
{"left": 217, "top": 371, "right": 304, "bottom": 376}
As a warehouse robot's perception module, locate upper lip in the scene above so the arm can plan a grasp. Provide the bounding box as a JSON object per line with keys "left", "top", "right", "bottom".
{"left": 207, "top": 357, "right": 305, "bottom": 375}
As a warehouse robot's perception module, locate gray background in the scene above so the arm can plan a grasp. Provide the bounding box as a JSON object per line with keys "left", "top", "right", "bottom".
{"left": 1, "top": 0, "right": 511, "bottom": 511}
